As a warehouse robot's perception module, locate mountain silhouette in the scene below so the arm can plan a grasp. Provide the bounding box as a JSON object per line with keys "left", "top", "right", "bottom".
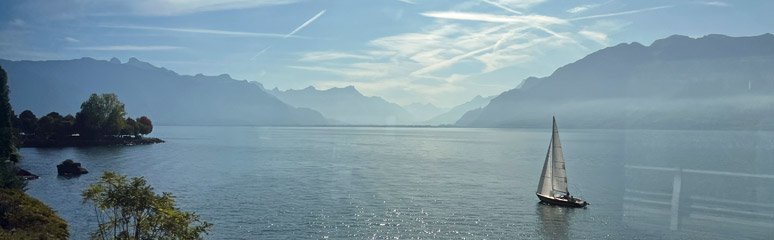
{"left": 425, "top": 95, "right": 492, "bottom": 125}
{"left": 403, "top": 102, "right": 447, "bottom": 123}
{"left": 270, "top": 86, "right": 416, "bottom": 125}
{"left": 458, "top": 34, "right": 774, "bottom": 130}
{"left": 0, "top": 57, "right": 327, "bottom": 126}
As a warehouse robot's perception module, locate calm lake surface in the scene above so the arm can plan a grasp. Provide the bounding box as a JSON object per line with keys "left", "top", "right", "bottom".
{"left": 18, "top": 126, "right": 774, "bottom": 239}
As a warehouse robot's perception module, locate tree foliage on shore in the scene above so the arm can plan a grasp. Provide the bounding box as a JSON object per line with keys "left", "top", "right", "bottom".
{"left": 15, "top": 94, "right": 154, "bottom": 145}
{"left": 0, "top": 66, "right": 24, "bottom": 189}
{"left": 0, "top": 66, "right": 14, "bottom": 159}
{"left": 17, "top": 111, "right": 36, "bottom": 138}
{"left": 83, "top": 172, "right": 211, "bottom": 240}
{"left": 75, "top": 93, "right": 126, "bottom": 138}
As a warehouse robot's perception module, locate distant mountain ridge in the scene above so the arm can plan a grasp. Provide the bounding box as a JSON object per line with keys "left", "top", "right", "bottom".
{"left": 270, "top": 86, "right": 416, "bottom": 125}
{"left": 458, "top": 34, "right": 774, "bottom": 130}
{"left": 425, "top": 95, "right": 492, "bottom": 125}
{"left": 0, "top": 57, "right": 327, "bottom": 126}
{"left": 403, "top": 102, "right": 447, "bottom": 123}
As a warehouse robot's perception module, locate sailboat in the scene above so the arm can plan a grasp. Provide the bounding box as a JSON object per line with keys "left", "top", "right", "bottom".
{"left": 536, "top": 117, "right": 588, "bottom": 208}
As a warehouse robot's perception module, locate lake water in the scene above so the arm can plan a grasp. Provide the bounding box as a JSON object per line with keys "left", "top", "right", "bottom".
{"left": 18, "top": 126, "right": 774, "bottom": 239}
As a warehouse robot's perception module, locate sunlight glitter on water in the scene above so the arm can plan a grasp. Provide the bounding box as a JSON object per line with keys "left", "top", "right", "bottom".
{"left": 18, "top": 127, "right": 774, "bottom": 239}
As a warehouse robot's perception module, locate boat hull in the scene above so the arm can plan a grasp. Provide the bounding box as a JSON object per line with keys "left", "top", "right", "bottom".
{"left": 537, "top": 193, "right": 587, "bottom": 208}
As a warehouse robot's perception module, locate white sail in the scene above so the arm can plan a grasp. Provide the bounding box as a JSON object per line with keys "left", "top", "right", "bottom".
{"left": 550, "top": 117, "right": 569, "bottom": 194}
{"left": 536, "top": 139, "right": 553, "bottom": 195}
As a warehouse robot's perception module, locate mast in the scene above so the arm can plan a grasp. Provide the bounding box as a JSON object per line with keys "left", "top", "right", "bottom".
{"left": 551, "top": 117, "right": 569, "bottom": 194}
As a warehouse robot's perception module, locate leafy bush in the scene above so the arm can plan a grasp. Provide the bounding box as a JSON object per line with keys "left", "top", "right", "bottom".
{"left": 83, "top": 172, "right": 211, "bottom": 240}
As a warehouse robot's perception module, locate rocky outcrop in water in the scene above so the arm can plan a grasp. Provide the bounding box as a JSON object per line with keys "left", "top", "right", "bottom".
{"left": 16, "top": 168, "right": 39, "bottom": 180}
{"left": 56, "top": 159, "right": 88, "bottom": 176}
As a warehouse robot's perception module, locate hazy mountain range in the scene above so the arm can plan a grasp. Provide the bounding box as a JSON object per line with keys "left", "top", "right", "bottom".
{"left": 270, "top": 86, "right": 489, "bottom": 125}
{"left": 402, "top": 102, "right": 447, "bottom": 123}
{"left": 269, "top": 86, "right": 416, "bottom": 125}
{"left": 0, "top": 57, "right": 327, "bottom": 126}
{"left": 425, "top": 95, "right": 492, "bottom": 125}
{"left": 0, "top": 56, "right": 490, "bottom": 127}
{"left": 457, "top": 34, "right": 774, "bottom": 130}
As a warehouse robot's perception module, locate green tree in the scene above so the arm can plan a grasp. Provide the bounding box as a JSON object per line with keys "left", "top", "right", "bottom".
{"left": 45, "top": 112, "right": 62, "bottom": 119}
{"left": 0, "top": 66, "right": 24, "bottom": 190}
{"left": 121, "top": 117, "right": 137, "bottom": 136}
{"left": 136, "top": 116, "right": 153, "bottom": 135}
{"left": 17, "top": 110, "right": 37, "bottom": 135}
{"left": 54, "top": 114, "right": 75, "bottom": 138}
{"left": 35, "top": 115, "right": 56, "bottom": 141}
{"left": 74, "top": 94, "right": 127, "bottom": 138}
{"left": 0, "top": 67, "right": 13, "bottom": 159}
{"left": 37, "top": 112, "right": 75, "bottom": 141}
{"left": 82, "top": 172, "right": 211, "bottom": 240}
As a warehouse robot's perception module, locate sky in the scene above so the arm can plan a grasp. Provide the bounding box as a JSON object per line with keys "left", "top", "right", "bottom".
{"left": 1, "top": 0, "right": 773, "bottom": 108}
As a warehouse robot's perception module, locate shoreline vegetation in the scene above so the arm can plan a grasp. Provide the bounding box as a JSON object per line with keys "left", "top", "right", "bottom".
{"left": 13, "top": 93, "right": 160, "bottom": 149}
{"left": 19, "top": 135, "right": 164, "bottom": 148}
{"left": 0, "top": 65, "right": 70, "bottom": 238}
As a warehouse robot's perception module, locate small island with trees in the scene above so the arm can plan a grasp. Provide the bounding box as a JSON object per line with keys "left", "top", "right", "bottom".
{"left": 15, "top": 93, "right": 163, "bottom": 148}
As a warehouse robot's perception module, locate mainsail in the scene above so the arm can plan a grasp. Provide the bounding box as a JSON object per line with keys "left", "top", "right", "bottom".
{"left": 536, "top": 138, "right": 553, "bottom": 196}
{"left": 536, "top": 117, "right": 570, "bottom": 196}
{"left": 550, "top": 117, "right": 569, "bottom": 194}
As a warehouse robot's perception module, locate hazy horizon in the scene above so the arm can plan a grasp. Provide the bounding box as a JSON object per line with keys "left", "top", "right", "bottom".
{"left": 2, "top": 0, "right": 773, "bottom": 108}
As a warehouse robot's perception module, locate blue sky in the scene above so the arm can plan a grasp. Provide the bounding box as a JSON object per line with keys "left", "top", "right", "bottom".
{"left": 1, "top": 0, "right": 772, "bottom": 108}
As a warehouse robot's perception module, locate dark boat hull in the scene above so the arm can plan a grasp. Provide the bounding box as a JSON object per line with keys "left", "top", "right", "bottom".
{"left": 537, "top": 194, "right": 587, "bottom": 208}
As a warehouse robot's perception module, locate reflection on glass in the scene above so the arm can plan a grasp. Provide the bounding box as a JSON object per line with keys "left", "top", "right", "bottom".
{"left": 624, "top": 165, "right": 774, "bottom": 239}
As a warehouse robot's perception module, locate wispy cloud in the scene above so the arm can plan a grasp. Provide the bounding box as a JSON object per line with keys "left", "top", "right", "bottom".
{"left": 397, "top": 0, "right": 416, "bottom": 4}
{"left": 481, "top": 0, "right": 523, "bottom": 15}
{"left": 8, "top": 19, "right": 25, "bottom": 26}
{"left": 567, "top": 4, "right": 599, "bottom": 13}
{"left": 490, "top": 0, "right": 547, "bottom": 9}
{"left": 285, "top": 10, "right": 326, "bottom": 38}
{"left": 64, "top": 37, "right": 80, "bottom": 43}
{"left": 7, "top": 0, "right": 306, "bottom": 19}
{"left": 101, "top": 25, "right": 298, "bottom": 38}
{"left": 420, "top": 11, "right": 575, "bottom": 46}
{"left": 570, "top": 5, "right": 672, "bottom": 21}
{"left": 286, "top": 2, "right": 671, "bottom": 106}
{"left": 698, "top": 1, "right": 729, "bottom": 7}
{"left": 251, "top": 9, "right": 326, "bottom": 60}
{"left": 300, "top": 51, "right": 374, "bottom": 61}
{"left": 476, "top": 36, "right": 554, "bottom": 72}
{"left": 114, "top": 0, "right": 306, "bottom": 16}
{"left": 412, "top": 45, "right": 493, "bottom": 76}
{"left": 421, "top": 11, "right": 566, "bottom": 24}
{"left": 578, "top": 30, "right": 608, "bottom": 45}
{"left": 251, "top": 46, "right": 272, "bottom": 60}
{"left": 288, "top": 65, "right": 387, "bottom": 78}
{"left": 69, "top": 45, "right": 183, "bottom": 51}
{"left": 297, "top": 9, "right": 574, "bottom": 97}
